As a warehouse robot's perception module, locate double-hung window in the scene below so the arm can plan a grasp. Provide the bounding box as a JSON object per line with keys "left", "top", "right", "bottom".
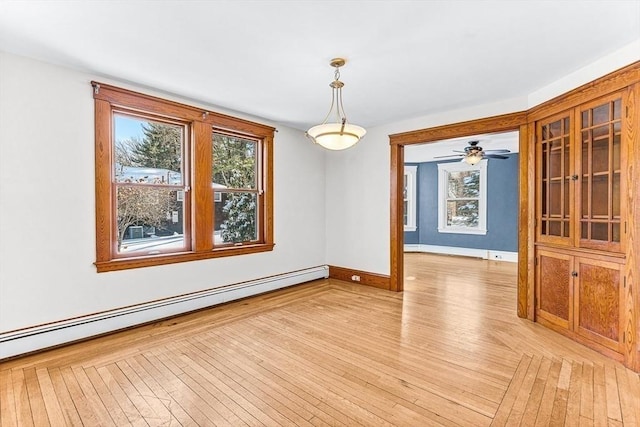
{"left": 437, "top": 160, "right": 487, "bottom": 235}
{"left": 93, "top": 83, "right": 274, "bottom": 272}
{"left": 403, "top": 165, "right": 417, "bottom": 231}
{"left": 212, "top": 132, "right": 262, "bottom": 245}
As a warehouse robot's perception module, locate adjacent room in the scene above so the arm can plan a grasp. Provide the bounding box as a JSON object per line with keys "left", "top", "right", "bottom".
{"left": 1, "top": 1, "right": 639, "bottom": 425}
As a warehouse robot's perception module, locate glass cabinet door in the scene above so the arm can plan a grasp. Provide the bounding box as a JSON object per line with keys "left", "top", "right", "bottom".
{"left": 537, "top": 113, "right": 572, "bottom": 245}
{"left": 576, "top": 93, "right": 624, "bottom": 252}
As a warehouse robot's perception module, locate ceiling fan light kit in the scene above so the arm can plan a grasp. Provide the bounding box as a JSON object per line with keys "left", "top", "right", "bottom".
{"left": 435, "top": 140, "right": 510, "bottom": 164}
{"left": 306, "top": 58, "right": 366, "bottom": 151}
{"left": 463, "top": 153, "right": 483, "bottom": 165}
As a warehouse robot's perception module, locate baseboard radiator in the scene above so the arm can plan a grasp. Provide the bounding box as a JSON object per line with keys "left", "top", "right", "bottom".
{"left": 0, "top": 266, "right": 329, "bottom": 360}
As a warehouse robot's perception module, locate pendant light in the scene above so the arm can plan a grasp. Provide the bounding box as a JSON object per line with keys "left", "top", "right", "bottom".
{"left": 306, "top": 58, "right": 366, "bottom": 150}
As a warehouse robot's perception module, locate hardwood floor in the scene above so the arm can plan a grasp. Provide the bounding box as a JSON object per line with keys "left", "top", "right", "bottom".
{"left": 1, "top": 253, "right": 639, "bottom": 426}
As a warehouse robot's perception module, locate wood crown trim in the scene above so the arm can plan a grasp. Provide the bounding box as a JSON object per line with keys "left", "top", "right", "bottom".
{"left": 389, "top": 112, "right": 528, "bottom": 146}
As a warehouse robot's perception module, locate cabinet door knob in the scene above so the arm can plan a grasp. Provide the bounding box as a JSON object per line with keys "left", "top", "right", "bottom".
{"left": 571, "top": 271, "right": 578, "bottom": 277}
{"left": 571, "top": 175, "right": 579, "bottom": 181}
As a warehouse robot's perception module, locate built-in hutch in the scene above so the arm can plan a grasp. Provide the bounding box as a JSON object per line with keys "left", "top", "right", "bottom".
{"left": 528, "top": 63, "right": 640, "bottom": 371}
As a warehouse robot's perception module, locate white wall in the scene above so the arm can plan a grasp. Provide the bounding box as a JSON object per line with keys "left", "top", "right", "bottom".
{"left": 0, "top": 52, "right": 327, "bottom": 333}
{"left": 325, "top": 40, "right": 640, "bottom": 276}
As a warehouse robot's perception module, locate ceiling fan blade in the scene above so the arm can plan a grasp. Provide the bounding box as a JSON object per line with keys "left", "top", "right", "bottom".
{"left": 484, "top": 149, "right": 511, "bottom": 154}
{"left": 433, "top": 154, "right": 464, "bottom": 158}
{"left": 452, "top": 150, "right": 466, "bottom": 153}
{"left": 485, "top": 154, "right": 509, "bottom": 159}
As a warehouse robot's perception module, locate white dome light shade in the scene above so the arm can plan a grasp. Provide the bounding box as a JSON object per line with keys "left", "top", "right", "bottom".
{"left": 307, "top": 122, "right": 367, "bottom": 151}
{"left": 464, "top": 153, "right": 483, "bottom": 165}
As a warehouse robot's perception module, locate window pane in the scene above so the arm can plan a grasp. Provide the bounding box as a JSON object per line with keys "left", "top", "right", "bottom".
{"left": 212, "top": 133, "right": 257, "bottom": 190}
{"left": 612, "top": 223, "right": 620, "bottom": 242}
{"left": 591, "top": 223, "right": 608, "bottom": 241}
{"left": 403, "top": 201, "right": 408, "bottom": 226}
{"left": 592, "top": 175, "right": 608, "bottom": 217}
{"left": 116, "top": 186, "right": 184, "bottom": 254}
{"left": 447, "top": 170, "right": 479, "bottom": 198}
{"left": 592, "top": 104, "right": 609, "bottom": 126}
{"left": 403, "top": 174, "right": 408, "bottom": 199}
{"left": 114, "top": 115, "right": 183, "bottom": 185}
{"left": 214, "top": 192, "right": 257, "bottom": 244}
{"left": 446, "top": 200, "right": 479, "bottom": 227}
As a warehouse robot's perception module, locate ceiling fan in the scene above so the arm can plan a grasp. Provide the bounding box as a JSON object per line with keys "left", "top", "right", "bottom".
{"left": 435, "top": 140, "right": 510, "bottom": 165}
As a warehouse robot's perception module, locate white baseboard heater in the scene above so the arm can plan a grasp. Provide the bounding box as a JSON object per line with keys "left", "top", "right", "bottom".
{"left": 0, "top": 265, "right": 329, "bottom": 360}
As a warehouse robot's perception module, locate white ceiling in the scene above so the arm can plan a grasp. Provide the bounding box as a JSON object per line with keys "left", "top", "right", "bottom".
{"left": 0, "top": 1, "right": 638, "bottom": 132}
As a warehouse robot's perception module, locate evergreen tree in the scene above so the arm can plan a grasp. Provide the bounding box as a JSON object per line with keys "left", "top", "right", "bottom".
{"left": 213, "top": 134, "right": 257, "bottom": 243}
{"left": 132, "top": 122, "right": 182, "bottom": 171}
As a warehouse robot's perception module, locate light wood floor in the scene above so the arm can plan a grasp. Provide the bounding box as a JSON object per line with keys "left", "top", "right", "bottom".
{"left": 1, "top": 253, "right": 639, "bottom": 426}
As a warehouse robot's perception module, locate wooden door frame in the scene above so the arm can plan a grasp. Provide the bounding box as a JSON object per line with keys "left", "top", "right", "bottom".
{"left": 389, "top": 112, "right": 534, "bottom": 319}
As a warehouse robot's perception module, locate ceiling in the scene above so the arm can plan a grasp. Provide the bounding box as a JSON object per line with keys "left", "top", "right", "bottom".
{"left": 1, "top": 1, "right": 638, "bottom": 132}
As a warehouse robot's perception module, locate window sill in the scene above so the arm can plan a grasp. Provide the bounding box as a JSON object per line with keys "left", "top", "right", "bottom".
{"left": 404, "top": 226, "right": 417, "bottom": 232}
{"left": 437, "top": 228, "right": 487, "bottom": 235}
{"left": 95, "top": 243, "right": 275, "bottom": 272}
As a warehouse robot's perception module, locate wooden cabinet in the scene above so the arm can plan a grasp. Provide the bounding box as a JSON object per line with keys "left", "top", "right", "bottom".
{"left": 574, "top": 256, "right": 624, "bottom": 353}
{"left": 534, "top": 89, "right": 632, "bottom": 365}
{"left": 536, "top": 249, "right": 572, "bottom": 330}
{"left": 576, "top": 93, "right": 624, "bottom": 253}
{"left": 536, "top": 249, "right": 624, "bottom": 357}
{"left": 536, "top": 92, "right": 625, "bottom": 251}
{"left": 537, "top": 112, "right": 573, "bottom": 246}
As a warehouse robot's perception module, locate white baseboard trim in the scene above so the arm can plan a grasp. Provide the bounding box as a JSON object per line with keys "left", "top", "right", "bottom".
{"left": 0, "top": 266, "right": 329, "bottom": 360}
{"left": 404, "top": 244, "right": 518, "bottom": 263}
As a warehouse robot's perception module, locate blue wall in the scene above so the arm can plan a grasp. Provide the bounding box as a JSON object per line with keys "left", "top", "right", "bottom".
{"left": 404, "top": 154, "right": 518, "bottom": 252}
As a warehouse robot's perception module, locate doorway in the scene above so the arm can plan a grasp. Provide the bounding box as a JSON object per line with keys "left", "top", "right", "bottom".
{"left": 388, "top": 112, "right": 533, "bottom": 319}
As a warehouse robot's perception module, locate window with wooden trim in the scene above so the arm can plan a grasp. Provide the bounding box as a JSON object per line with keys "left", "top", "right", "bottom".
{"left": 93, "top": 82, "right": 274, "bottom": 272}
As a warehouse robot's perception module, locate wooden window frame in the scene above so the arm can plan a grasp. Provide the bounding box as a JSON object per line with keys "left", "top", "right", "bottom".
{"left": 93, "top": 82, "right": 274, "bottom": 272}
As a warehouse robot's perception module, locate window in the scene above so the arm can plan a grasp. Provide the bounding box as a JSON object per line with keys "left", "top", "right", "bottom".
{"left": 93, "top": 82, "right": 274, "bottom": 272}
{"left": 403, "top": 165, "right": 417, "bottom": 231}
{"left": 437, "top": 160, "right": 487, "bottom": 235}
{"left": 212, "top": 132, "right": 261, "bottom": 245}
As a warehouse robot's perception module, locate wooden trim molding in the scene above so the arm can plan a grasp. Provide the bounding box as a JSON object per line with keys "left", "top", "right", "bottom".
{"left": 390, "top": 144, "right": 404, "bottom": 292}
{"left": 518, "top": 123, "right": 534, "bottom": 319}
{"left": 328, "top": 265, "right": 391, "bottom": 290}
{"left": 390, "top": 112, "right": 528, "bottom": 146}
{"left": 389, "top": 112, "right": 533, "bottom": 320}
{"left": 624, "top": 82, "right": 639, "bottom": 371}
